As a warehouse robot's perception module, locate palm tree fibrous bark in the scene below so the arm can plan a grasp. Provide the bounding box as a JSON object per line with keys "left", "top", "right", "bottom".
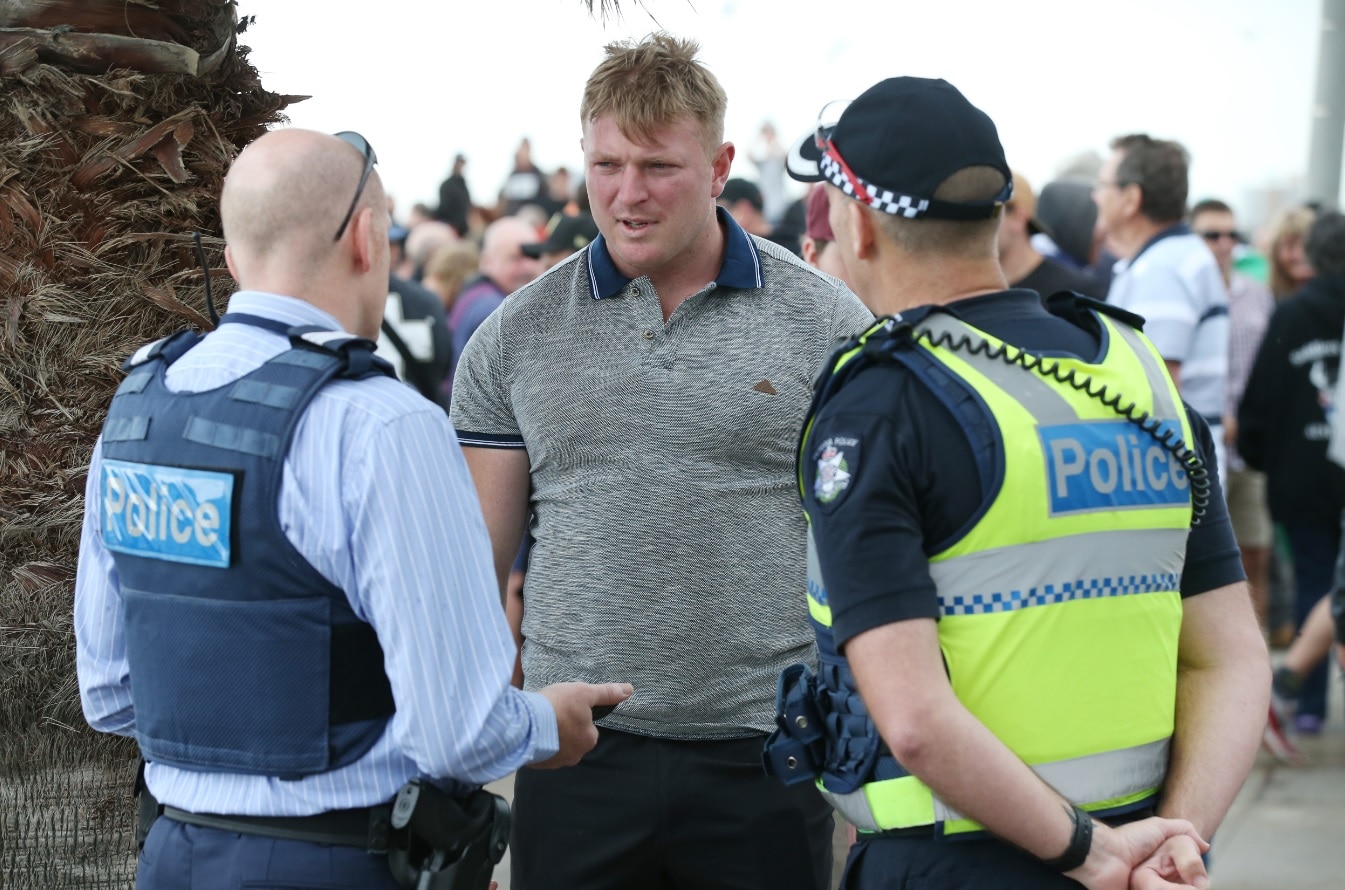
{"left": 1, "top": 3, "right": 300, "bottom": 884}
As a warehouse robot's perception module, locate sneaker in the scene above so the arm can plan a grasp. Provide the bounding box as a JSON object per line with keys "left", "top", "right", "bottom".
{"left": 1263, "top": 706, "right": 1304, "bottom": 764}
{"left": 1294, "top": 713, "right": 1324, "bottom": 735}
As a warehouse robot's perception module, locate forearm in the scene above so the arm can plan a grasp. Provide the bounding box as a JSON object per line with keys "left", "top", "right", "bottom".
{"left": 849, "top": 622, "right": 1078, "bottom": 860}
{"left": 1158, "top": 594, "right": 1269, "bottom": 836}
{"left": 877, "top": 689, "right": 1080, "bottom": 859}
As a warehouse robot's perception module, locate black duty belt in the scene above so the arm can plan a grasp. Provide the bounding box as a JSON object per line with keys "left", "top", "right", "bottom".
{"left": 162, "top": 804, "right": 394, "bottom": 852}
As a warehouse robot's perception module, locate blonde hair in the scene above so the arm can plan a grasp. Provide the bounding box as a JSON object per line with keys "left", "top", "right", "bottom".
{"left": 580, "top": 33, "right": 727, "bottom": 152}
{"left": 424, "top": 241, "right": 480, "bottom": 310}
{"left": 869, "top": 166, "right": 1006, "bottom": 257}
{"left": 1267, "top": 205, "right": 1317, "bottom": 298}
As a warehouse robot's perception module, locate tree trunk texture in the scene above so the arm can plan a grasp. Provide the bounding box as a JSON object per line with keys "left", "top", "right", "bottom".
{"left": 0, "top": 3, "right": 300, "bottom": 884}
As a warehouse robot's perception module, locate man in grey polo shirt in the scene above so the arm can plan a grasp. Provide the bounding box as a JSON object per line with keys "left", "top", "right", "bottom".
{"left": 451, "top": 33, "right": 871, "bottom": 890}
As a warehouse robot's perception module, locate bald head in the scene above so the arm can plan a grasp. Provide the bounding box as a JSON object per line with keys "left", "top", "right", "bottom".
{"left": 480, "top": 216, "right": 542, "bottom": 292}
{"left": 220, "top": 129, "right": 390, "bottom": 338}
{"left": 221, "top": 129, "right": 387, "bottom": 280}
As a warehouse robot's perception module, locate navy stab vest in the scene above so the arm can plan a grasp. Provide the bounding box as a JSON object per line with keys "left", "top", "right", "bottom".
{"left": 99, "top": 314, "right": 398, "bottom": 778}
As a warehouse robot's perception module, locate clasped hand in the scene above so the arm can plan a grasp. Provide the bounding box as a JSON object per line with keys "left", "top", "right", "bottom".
{"left": 1068, "top": 816, "right": 1210, "bottom": 890}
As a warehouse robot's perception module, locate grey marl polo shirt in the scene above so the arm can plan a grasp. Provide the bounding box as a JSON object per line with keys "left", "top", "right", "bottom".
{"left": 451, "top": 209, "right": 872, "bottom": 739}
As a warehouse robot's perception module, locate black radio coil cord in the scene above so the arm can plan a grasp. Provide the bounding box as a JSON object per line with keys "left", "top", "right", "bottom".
{"left": 906, "top": 324, "right": 1211, "bottom": 525}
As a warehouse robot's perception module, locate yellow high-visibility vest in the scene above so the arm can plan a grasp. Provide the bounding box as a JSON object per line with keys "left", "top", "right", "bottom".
{"left": 802, "top": 309, "right": 1193, "bottom": 834}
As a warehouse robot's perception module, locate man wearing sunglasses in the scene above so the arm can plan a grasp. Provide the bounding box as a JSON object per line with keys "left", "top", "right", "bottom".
{"left": 771, "top": 77, "right": 1267, "bottom": 889}
{"left": 75, "top": 128, "right": 630, "bottom": 890}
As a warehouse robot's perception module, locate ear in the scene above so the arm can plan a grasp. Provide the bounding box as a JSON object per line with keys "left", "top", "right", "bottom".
{"left": 711, "top": 141, "right": 735, "bottom": 195}
{"left": 1121, "top": 182, "right": 1143, "bottom": 219}
{"left": 348, "top": 206, "right": 377, "bottom": 274}
{"left": 223, "top": 244, "right": 239, "bottom": 280}
{"left": 801, "top": 236, "right": 819, "bottom": 267}
{"left": 851, "top": 203, "right": 880, "bottom": 261}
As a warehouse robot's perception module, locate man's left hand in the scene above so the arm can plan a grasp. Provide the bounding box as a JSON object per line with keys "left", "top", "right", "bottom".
{"left": 1129, "top": 834, "right": 1208, "bottom": 889}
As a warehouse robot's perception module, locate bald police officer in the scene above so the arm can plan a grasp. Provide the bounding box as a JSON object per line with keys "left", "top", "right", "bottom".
{"left": 75, "top": 128, "right": 629, "bottom": 890}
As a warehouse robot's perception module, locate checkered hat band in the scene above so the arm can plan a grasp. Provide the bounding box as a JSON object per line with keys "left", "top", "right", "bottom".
{"left": 820, "top": 152, "right": 930, "bottom": 219}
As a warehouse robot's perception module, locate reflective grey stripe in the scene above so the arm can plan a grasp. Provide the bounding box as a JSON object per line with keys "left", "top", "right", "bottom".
{"left": 230, "top": 380, "right": 301, "bottom": 410}
{"left": 918, "top": 315, "right": 1078, "bottom": 423}
{"left": 930, "top": 528, "right": 1186, "bottom": 616}
{"left": 806, "top": 529, "right": 828, "bottom": 610}
{"left": 825, "top": 737, "right": 1169, "bottom": 832}
{"left": 183, "top": 416, "right": 280, "bottom": 459}
{"left": 1108, "top": 320, "right": 1181, "bottom": 422}
{"left": 934, "top": 737, "right": 1170, "bottom": 824}
{"left": 823, "top": 787, "right": 884, "bottom": 833}
{"left": 104, "top": 415, "right": 149, "bottom": 442}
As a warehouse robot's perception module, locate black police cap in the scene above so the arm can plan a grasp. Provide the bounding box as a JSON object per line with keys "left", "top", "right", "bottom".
{"left": 786, "top": 77, "right": 1011, "bottom": 221}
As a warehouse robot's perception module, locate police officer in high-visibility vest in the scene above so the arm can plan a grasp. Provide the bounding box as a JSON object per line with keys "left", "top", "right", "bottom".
{"left": 73, "top": 128, "right": 631, "bottom": 890}
{"left": 763, "top": 78, "right": 1270, "bottom": 889}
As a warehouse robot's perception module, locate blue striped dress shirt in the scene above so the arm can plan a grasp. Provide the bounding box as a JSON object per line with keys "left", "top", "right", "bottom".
{"left": 74, "top": 291, "right": 556, "bottom": 816}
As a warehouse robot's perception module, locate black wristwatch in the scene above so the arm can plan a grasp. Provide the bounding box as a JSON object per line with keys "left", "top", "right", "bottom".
{"left": 1042, "top": 803, "right": 1094, "bottom": 873}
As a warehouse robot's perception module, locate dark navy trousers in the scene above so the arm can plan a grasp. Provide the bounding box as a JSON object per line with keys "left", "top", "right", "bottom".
{"left": 1285, "top": 522, "right": 1339, "bottom": 720}
{"left": 137, "top": 816, "right": 400, "bottom": 890}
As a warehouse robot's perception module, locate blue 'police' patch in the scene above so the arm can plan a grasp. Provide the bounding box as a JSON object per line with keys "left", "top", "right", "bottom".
{"left": 811, "top": 435, "right": 860, "bottom": 510}
{"left": 1039, "top": 420, "right": 1190, "bottom": 516}
{"left": 101, "top": 459, "right": 234, "bottom": 567}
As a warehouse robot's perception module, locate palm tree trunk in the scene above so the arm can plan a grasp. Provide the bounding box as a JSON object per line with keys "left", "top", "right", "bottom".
{"left": 0, "top": 3, "right": 298, "bottom": 884}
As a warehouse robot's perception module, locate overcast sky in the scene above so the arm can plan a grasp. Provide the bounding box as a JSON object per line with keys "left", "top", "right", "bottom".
{"left": 237, "top": 0, "right": 1329, "bottom": 229}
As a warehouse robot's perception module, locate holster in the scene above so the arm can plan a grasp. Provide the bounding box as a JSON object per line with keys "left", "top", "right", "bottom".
{"left": 387, "top": 780, "right": 510, "bottom": 890}
{"left": 762, "top": 663, "right": 826, "bottom": 785}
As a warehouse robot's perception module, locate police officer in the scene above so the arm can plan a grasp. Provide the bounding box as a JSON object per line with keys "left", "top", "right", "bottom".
{"left": 765, "top": 79, "right": 1269, "bottom": 889}
{"left": 74, "top": 128, "right": 631, "bottom": 890}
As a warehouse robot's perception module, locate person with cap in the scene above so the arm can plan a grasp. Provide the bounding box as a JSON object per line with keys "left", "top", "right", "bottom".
{"left": 522, "top": 211, "right": 601, "bottom": 272}
{"left": 451, "top": 32, "right": 871, "bottom": 890}
{"left": 998, "top": 170, "right": 1108, "bottom": 300}
{"left": 765, "top": 77, "right": 1268, "bottom": 889}
{"left": 73, "top": 128, "right": 631, "bottom": 890}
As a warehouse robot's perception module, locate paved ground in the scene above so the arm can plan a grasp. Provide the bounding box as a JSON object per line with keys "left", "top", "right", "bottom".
{"left": 1206, "top": 660, "right": 1345, "bottom": 889}
{"left": 487, "top": 664, "right": 1345, "bottom": 889}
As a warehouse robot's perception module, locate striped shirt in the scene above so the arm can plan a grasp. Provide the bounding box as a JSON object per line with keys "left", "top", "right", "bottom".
{"left": 75, "top": 291, "right": 556, "bottom": 816}
{"left": 452, "top": 211, "right": 873, "bottom": 739}
{"left": 1108, "top": 227, "right": 1230, "bottom": 422}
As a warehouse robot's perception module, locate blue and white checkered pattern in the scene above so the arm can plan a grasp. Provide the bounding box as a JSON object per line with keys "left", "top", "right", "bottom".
{"left": 819, "top": 152, "right": 931, "bottom": 219}
{"left": 940, "top": 573, "right": 1180, "bottom": 617}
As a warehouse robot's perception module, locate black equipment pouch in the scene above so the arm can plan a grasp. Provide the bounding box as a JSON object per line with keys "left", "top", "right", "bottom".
{"left": 387, "top": 780, "right": 510, "bottom": 890}
{"left": 762, "top": 663, "right": 826, "bottom": 785}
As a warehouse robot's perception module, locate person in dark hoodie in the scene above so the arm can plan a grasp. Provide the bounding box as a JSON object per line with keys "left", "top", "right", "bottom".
{"left": 1239, "top": 210, "right": 1345, "bottom": 734}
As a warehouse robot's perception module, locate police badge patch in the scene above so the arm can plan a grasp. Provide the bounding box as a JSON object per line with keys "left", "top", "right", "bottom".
{"left": 813, "top": 436, "right": 859, "bottom": 507}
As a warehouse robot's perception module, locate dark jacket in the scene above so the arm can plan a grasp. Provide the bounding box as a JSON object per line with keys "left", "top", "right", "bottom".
{"left": 1238, "top": 274, "right": 1345, "bottom": 526}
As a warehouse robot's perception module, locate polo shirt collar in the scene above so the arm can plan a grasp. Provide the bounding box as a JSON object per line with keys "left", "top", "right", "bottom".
{"left": 1119, "top": 222, "right": 1191, "bottom": 272}
{"left": 585, "top": 206, "right": 764, "bottom": 299}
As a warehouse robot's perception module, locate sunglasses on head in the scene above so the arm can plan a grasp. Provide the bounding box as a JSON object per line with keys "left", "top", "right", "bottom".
{"left": 333, "top": 131, "right": 378, "bottom": 242}
{"left": 1199, "top": 229, "right": 1241, "bottom": 243}
{"left": 813, "top": 100, "right": 878, "bottom": 207}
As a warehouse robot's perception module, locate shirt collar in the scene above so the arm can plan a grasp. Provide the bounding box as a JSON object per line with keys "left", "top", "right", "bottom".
{"left": 585, "top": 206, "right": 764, "bottom": 299}
{"left": 1117, "top": 222, "right": 1191, "bottom": 273}
{"left": 224, "top": 290, "right": 347, "bottom": 333}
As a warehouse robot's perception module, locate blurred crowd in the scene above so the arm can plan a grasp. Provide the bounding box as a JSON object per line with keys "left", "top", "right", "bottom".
{"left": 376, "top": 127, "right": 1345, "bottom": 770}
